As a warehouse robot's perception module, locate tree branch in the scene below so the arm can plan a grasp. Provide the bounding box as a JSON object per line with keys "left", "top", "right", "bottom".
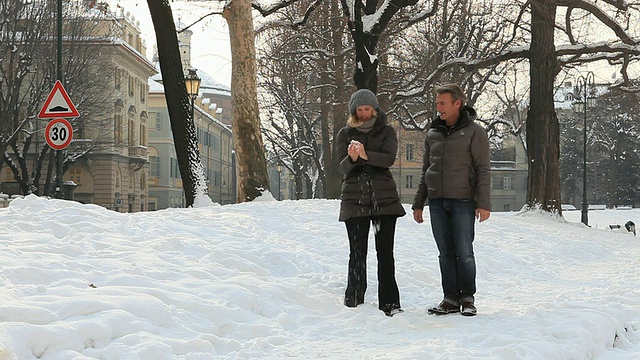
{"left": 558, "top": 0, "right": 637, "bottom": 45}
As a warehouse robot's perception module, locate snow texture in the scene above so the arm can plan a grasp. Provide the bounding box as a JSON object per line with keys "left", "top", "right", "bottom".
{"left": 0, "top": 195, "right": 639, "bottom": 359}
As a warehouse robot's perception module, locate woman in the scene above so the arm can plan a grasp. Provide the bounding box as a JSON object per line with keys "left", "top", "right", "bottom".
{"left": 335, "top": 88, "right": 406, "bottom": 317}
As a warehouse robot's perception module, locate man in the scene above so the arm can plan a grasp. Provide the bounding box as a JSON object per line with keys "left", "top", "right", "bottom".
{"left": 412, "top": 83, "right": 491, "bottom": 317}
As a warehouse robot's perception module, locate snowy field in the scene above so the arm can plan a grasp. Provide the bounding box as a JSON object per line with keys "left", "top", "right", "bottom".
{"left": 0, "top": 194, "right": 639, "bottom": 359}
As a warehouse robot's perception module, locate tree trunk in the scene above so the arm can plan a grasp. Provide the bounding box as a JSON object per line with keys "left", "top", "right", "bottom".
{"left": 526, "top": 0, "right": 562, "bottom": 213}
{"left": 349, "top": 5, "right": 378, "bottom": 91}
{"left": 223, "top": 0, "right": 269, "bottom": 203}
{"left": 147, "top": 0, "right": 208, "bottom": 207}
{"left": 324, "top": 0, "right": 346, "bottom": 199}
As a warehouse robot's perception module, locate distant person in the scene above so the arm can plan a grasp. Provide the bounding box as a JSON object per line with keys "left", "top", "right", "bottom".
{"left": 412, "top": 83, "right": 491, "bottom": 317}
{"left": 335, "top": 88, "right": 406, "bottom": 317}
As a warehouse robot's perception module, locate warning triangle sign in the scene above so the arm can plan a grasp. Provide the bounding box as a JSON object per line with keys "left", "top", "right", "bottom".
{"left": 38, "top": 80, "right": 80, "bottom": 118}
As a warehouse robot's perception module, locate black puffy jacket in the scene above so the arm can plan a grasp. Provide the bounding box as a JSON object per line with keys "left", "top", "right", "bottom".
{"left": 335, "top": 110, "right": 406, "bottom": 221}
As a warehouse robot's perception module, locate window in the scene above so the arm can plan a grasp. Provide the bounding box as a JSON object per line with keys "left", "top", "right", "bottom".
{"left": 155, "top": 112, "right": 162, "bottom": 130}
{"left": 115, "top": 68, "right": 122, "bottom": 90}
{"left": 128, "top": 115, "right": 136, "bottom": 146}
{"left": 139, "top": 83, "right": 147, "bottom": 103}
{"left": 140, "top": 173, "right": 146, "bottom": 190}
{"left": 170, "top": 158, "right": 181, "bottom": 179}
{"left": 140, "top": 116, "right": 147, "bottom": 146}
{"left": 503, "top": 176, "right": 512, "bottom": 190}
{"left": 405, "top": 144, "right": 414, "bottom": 161}
{"left": 492, "top": 176, "right": 502, "bottom": 190}
{"left": 406, "top": 175, "right": 413, "bottom": 188}
{"left": 149, "top": 156, "right": 161, "bottom": 177}
{"left": 114, "top": 113, "right": 123, "bottom": 143}
{"left": 69, "top": 168, "right": 82, "bottom": 185}
{"left": 211, "top": 134, "right": 220, "bottom": 151}
{"left": 128, "top": 74, "right": 134, "bottom": 97}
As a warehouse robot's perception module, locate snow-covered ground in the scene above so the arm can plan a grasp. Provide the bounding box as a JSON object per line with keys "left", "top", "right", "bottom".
{"left": 1, "top": 195, "right": 639, "bottom": 359}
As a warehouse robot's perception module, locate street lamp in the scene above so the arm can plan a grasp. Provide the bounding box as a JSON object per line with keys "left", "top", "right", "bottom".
{"left": 573, "top": 71, "right": 596, "bottom": 226}
{"left": 276, "top": 164, "right": 283, "bottom": 201}
{"left": 185, "top": 69, "right": 201, "bottom": 120}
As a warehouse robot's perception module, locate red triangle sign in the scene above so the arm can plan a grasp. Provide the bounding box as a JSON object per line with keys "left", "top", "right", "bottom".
{"left": 38, "top": 80, "right": 80, "bottom": 118}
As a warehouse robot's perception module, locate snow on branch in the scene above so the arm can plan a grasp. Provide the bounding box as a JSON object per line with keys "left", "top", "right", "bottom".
{"left": 559, "top": 0, "right": 636, "bottom": 46}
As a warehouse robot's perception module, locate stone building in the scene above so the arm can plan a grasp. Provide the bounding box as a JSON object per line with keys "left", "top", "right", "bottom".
{"left": 65, "top": 10, "right": 156, "bottom": 211}
{"left": 146, "top": 22, "right": 235, "bottom": 209}
{"left": 0, "top": 8, "right": 156, "bottom": 212}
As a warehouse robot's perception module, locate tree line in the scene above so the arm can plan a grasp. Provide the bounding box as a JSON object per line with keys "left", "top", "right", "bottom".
{"left": 4, "top": 0, "right": 640, "bottom": 213}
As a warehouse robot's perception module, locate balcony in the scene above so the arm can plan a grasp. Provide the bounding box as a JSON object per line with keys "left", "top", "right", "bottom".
{"left": 129, "top": 145, "right": 148, "bottom": 165}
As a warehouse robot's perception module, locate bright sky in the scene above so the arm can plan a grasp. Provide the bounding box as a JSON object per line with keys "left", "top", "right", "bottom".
{"left": 1, "top": 195, "right": 639, "bottom": 358}
{"left": 109, "top": 0, "right": 232, "bottom": 87}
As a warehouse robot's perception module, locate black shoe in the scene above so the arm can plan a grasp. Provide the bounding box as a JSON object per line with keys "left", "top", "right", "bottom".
{"left": 461, "top": 302, "right": 477, "bottom": 316}
{"left": 381, "top": 303, "right": 404, "bottom": 317}
{"left": 428, "top": 300, "right": 460, "bottom": 315}
{"left": 344, "top": 297, "right": 364, "bottom": 308}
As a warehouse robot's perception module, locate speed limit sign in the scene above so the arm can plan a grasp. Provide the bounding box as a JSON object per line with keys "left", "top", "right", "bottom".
{"left": 45, "top": 118, "right": 73, "bottom": 150}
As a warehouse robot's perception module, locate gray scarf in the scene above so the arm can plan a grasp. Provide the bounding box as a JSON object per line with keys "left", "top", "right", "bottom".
{"left": 350, "top": 116, "right": 376, "bottom": 134}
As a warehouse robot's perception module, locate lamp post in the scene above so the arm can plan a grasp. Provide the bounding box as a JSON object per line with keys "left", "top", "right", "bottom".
{"left": 276, "top": 164, "right": 283, "bottom": 201}
{"left": 573, "top": 71, "right": 595, "bottom": 226}
{"left": 184, "top": 69, "right": 201, "bottom": 121}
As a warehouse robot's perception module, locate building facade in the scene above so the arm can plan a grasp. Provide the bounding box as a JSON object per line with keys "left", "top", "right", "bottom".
{"left": 146, "top": 24, "right": 235, "bottom": 209}
{"left": 147, "top": 80, "right": 234, "bottom": 209}
{"left": 0, "top": 8, "right": 156, "bottom": 212}
{"left": 65, "top": 10, "right": 156, "bottom": 212}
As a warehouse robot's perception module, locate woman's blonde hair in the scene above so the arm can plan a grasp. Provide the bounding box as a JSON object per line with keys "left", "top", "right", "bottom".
{"left": 346, "top": 109, "right": 378, "bottom": 127}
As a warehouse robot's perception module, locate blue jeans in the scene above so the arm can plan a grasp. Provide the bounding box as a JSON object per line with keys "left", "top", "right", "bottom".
{"left": 429, "top": 198, "right": 476, "bottom": 304}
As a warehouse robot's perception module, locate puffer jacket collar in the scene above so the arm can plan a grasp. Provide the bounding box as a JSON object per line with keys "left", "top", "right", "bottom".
{"left": 431, "top": 105, "right": 477, "bottom": 134}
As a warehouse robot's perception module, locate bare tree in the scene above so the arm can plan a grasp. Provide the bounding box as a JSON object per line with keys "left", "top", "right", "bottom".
{"left": 152, "top": 0, "right": 270, "bottom": 203}
{"left": 257, "top": 1, "right": 352, "bottom": 198}
{"left": 370, "top": 0, "right": 640, "bottom": 214}
{"left": 223, "top": 0, "right": 270, "bottom": 202}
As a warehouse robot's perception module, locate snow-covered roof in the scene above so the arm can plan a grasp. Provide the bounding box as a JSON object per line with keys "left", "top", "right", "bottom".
{"left": 554, "top": 81, "right": 610, "bottom": 111}
{"left": 147, "top": 79, "right": 230, "bottom": 133}
{"left": 148, "top": 78, "right": 164, "bottom": 93}
{"left": 150, "top": 68, "right": 230, "bottom": 97}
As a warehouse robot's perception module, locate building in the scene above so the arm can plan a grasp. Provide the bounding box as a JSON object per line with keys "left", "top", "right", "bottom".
{"left": 490, "top": 140, "right": 528, "bottom": 212}
{"left": 65, "top": 10, "right": 156, "bottom": 212}
{"left": 146, "top": 23, "right": 235, "bottom": 209}
{"left": 0, "top": 7, "right": 156, "bottom": 212}
{"left": 147, "top": 79, "right": 235, "bottom": 208}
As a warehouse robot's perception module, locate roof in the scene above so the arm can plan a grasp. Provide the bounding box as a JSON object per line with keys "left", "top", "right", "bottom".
{"left": 150, "top": 68, "right": 230, "bottom": 97}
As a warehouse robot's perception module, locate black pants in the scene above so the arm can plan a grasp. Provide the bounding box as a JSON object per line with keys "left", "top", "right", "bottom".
{"left": 344, "top": 215, "right": 400, "bottom": 309}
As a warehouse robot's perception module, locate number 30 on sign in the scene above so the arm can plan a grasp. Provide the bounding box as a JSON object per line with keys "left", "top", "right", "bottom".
{"left": 45, "top": 118, "right": 73, "bottom": 150}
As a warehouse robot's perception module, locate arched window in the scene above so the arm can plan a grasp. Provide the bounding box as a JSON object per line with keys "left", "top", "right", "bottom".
{"left": 139, "top": 111, "right": 148, "bottom": 146}
{"left": 114, "top": 100, "right": 124, "bottom": 144}
{"left": 128, "top": 105, "right": 137, "bottom": 146}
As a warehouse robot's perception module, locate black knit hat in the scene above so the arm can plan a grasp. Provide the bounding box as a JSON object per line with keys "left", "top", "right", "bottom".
{"left": 348, "top": 89, "right": 378, "bottom": 114}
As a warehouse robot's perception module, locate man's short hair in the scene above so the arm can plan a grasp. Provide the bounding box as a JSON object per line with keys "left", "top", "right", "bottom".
{"left": 435, "top": 83, "right": 467, "bottom": 106}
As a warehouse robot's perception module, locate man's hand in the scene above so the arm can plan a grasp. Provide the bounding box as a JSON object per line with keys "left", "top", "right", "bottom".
{"left": 413, "top": 209, "right": 424, "bottom": 223}
{"left": 475, "top": 208, "right": 490, "bottom": 223}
